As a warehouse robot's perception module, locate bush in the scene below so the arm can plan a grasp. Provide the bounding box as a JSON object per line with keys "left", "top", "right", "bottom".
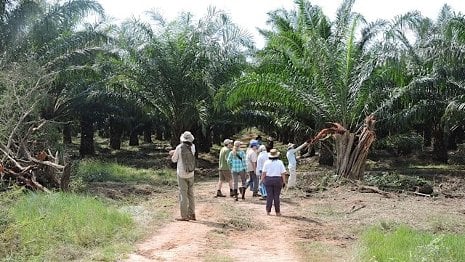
{"left": 375, "top": 132, "right": 423, "bottom": 155}
{"left": 364, "top": 172, "right": 431, "bottom": 192}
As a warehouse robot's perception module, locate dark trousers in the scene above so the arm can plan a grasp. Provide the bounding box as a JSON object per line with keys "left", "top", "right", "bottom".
{"left": 264, "top": 176, "right": 283, "bottom": 213}
{"left": 248, "top": 171, "right": 259, "bottom": 193}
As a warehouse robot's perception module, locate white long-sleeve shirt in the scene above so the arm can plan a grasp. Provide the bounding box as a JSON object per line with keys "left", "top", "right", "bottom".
{"left": 171, "top": 143, "right": 196, "bottom": 178}
{"left": 286, "top": 142, "right": 308, "bottom": 168}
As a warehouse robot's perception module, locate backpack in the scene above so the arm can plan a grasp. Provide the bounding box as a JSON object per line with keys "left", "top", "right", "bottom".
{"left": 181, "top": 143, "right": 195, "bottom": 172}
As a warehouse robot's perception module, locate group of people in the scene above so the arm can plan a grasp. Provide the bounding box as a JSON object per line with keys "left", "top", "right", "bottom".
{"left": 170, "top": 131, "right": 308, "bottom": 221}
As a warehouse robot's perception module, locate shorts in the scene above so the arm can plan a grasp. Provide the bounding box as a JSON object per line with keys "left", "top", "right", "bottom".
{"left": 219, "top": 170, "right": 232, "bottom": 182}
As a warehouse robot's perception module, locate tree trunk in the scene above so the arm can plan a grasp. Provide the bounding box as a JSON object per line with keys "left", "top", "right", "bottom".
{"left": 193, "top": 126, "right": 212, "bottom": 153}
{"left": 143, "top": 124, "right": 153, "bottom": 144}
{"left": 109, "top": 118, "right": 123, "bottom": 150}
{"left": 79, "top": 116, "right": 95, "bottom": 157}
{"left": 155, "top": 125, "right": 163, "bottom": 140}
{"left": 129, "top": 130, "right": 139, "bottom": 146}
{"left": 432, "top": 128, "right": 448, "bottom": 163}
{"left": 318, "top": 141, "right": 334, "bottom": 166}
{"left": 62, "top": 123, "right": 72, "bottom": 144}
{"left": 423, "top": 126, "right": 432, "bottom": 147}
{"left": 334, "top": 115, "right": 376, "bottom": 179}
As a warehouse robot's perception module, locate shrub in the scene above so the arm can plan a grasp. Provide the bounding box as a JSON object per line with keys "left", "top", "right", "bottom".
{"left": 364, "top": 172, "right": 431, "bottom": 192}
{"left": 375, "top": 132, "right": 423, "bottom": 155}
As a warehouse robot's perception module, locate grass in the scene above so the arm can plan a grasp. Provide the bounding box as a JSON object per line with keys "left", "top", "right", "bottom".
{"left": 359, "top": 224, "right": 465, "bottom": 262}
{"left": 218, "top": 203, "right": 265, "bottom": 230}
{"left": 0, "top": 192, "right": 136, "bottom": 261}
{"left": 76, "top": 159, "right": 177, "bottom": 186}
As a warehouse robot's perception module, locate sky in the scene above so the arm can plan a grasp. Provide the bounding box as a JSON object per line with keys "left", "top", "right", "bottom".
{"left": 96, "top": 0, "right": 465, "bottom": 48}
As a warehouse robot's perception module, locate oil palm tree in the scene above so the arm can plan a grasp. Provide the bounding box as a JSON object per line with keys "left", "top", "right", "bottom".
{"left": 377, "top": 5, "right": 465, "bottom": 162}
{"left": 118, "top": 8, "right": 252, "bottom": 149}
{"left": 227, "top": 0, "right": 386, "bottom": 179}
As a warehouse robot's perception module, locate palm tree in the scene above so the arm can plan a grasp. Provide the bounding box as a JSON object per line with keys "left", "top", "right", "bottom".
{"left": 117, "top": 8, "right": 252, "bottom": 149}
{"left": 0, "top": 0, "right": 110, "bottom": 157}
{"left": 227, "top": 0, "right": 386, "bottom": 179}
{"left": 377, "top": 5, "right": 465, "bottom": 162}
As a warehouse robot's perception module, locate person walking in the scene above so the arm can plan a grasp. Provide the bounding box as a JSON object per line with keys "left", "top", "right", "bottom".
{"left": 170, "top": 131, "right": 196, "bottom": 221}
{"left": 286, "top": 141, "right": 309, "bottom": 189}
{"left": 227, "top": 140, "right": 247, "bottom": 201}
{"left": 246, "top": 139, "right": 259, "bottom": 196}
{"left": 261, "top": 149, "right": 287, "bottom": 216}
{"left": 216, "top": 139, "right": 234, "bottom": 197}
{"left": 256, "top": 144, "right": 268, "bottom": 200}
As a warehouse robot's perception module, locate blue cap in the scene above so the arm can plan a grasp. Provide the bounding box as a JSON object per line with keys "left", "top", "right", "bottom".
{"left": 249, "top": 139, "right": 258, "bottom": 147}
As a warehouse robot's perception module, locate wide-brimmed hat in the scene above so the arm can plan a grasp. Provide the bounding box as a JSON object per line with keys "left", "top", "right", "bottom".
{"left": 180, "top": 131, "right": 194, "bottom": 142}
{"left": 287, "top": 143, "right": 295, "bottom": 150}
{"left": 223, "top": 139, "right": 233, "bottom": 145}
{"left": 268, "top": 148, "right": 280, "bottom": 158}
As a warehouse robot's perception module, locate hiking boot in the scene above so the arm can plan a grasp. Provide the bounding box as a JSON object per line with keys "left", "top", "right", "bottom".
{"left": 239, "top": 187, "right": 245, "bottom": 200}
{"left": 175, "top": 217, "right": 189, "bottom": 221}
{"left": 259, "top": 196, "right": 267, "bottom": 200}
{"left": 233, "top": 189, "right": 238, "bottom": 201}
{"left": 189, "top": 214, "right": 196, "bottom": 221}
{"left": 230, "top": 189, "right": 234, "bottom": 197}
{"left": 276, "top": 212, "right": 282, "bottom": 216}
{"left": 216, "top": 190, "right": 226, "bottom": 197}
{"left": 252, "top": 192, "right": 259, "bottom": 197}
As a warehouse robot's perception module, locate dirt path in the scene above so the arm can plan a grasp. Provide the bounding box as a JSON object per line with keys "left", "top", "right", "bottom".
{"left": 124, "top": 176, "right": 465, "bottom": 262}
{"left": 125, "top": 180, "right": 304, "bottom": 262}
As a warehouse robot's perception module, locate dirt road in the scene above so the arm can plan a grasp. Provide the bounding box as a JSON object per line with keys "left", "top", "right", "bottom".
{"left": 125, "top": 180, "right": 313, "bottom": 262}
{"left": 124, "top": 178, "right": 465, "bottom": 262}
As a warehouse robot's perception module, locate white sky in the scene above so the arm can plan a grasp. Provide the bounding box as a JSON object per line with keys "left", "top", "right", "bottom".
{"left": 97, "top": 0, "right": 465, "bottom": 48}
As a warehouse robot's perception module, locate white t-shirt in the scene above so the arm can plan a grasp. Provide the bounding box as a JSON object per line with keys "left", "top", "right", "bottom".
{"left": 256, "top": 151, "right": 268, "bottom": 174}
{"left": 246, "top": 148, "right": 257, "bottom": 172}
{"left": 262, "top": 159, "right": 286, "bottom": 177}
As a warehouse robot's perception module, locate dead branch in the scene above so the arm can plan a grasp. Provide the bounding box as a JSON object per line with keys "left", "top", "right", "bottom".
{"left": 358, "top": 185, "right": 391, "bottom": 198}
{"left": 347, "top": 204, "right": 366, "bottom": 214}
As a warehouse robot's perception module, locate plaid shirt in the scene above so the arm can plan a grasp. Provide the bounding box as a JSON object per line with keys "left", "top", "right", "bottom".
{"left": 227, "top": 150, "right": 246, "bottom": 172}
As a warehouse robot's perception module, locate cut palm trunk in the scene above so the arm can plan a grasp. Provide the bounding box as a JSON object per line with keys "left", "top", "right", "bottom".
{"left": 334, "top": 115, "right": 376, "bottom": 179}
{"left": 308, "top": 115, "right": 376, "bottom": 180}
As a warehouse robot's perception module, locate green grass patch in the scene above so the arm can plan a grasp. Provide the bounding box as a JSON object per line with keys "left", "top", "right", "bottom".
{"left": 359, "top": 224, "right": 465, "bottom": 262}
{"left": 76, "top": 159, "right": 177, "bottom": 186}
{"left": 0, "top": 192, "right": 136, "bottom": 261}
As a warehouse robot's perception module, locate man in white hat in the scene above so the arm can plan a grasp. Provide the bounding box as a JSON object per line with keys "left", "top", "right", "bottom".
{"left": 286, "top": 141, "right": 308, "bottom": 189}
{"left": 216, "top": 138, "right": 233, "bottom": 197}
{"left": 170, "top": 131, "right": 196, "bottom": 221}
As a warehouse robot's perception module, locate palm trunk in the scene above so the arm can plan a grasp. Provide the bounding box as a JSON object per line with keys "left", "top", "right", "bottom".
{"left": 129, "top": 130, "right": 139, "bottom": 146}
{"left": 143, "top": 124, "right": 153, "bottom": 144}
{"left": 432, "top": 128, "right": 448, "bottom": 163}
{"left": 79, "top": 116, "right": 95, "bottom": 157}
{"left": 109, "top": 118, "right": 123, "bottom": 150}
{"left": 318, "top": 141, "right": 334, "bottom": 166}
{"left": 62, "top": 123, "right": 72, "bottom": 144}
{"left": 335, "top": 116, "right": 376, "bottom": 180}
